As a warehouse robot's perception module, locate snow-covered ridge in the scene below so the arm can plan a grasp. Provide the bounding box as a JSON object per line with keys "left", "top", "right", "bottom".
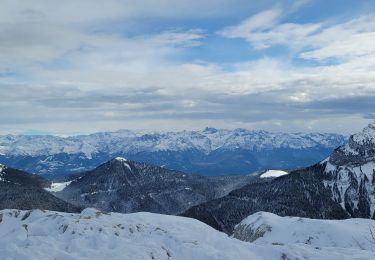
{"left": 0, "top": 209, "right": 374, "bottom": 260}
{"left": 0, "top": 128, "right": 346, "bottom": 158}
{"left": 234, "top": 211, "right": 375, "bottom": 251}
{"left": 352, "top": 122, "right": 375, "bottom": 146}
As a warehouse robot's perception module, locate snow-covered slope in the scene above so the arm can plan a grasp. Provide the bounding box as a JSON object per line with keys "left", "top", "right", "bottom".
{"left": 0, "top": 208, "right": 373, "bottom": 260}
{"left": 234, "top": 211, "right": 375, "bottom": 251}
{"left": 45, "top": 181, "right": 72, "bottom": 192}
{"left": 259, "top": 170, "right": 289, "bottom": 178}
{"left": 0, "top": 128, "right": 346, "bottom": 176}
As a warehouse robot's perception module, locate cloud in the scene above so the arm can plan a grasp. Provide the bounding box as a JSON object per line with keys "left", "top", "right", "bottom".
{"left": 219, "top": 7, "right": 375, "bottom": 63}
{"left": 218, "top": 7, "right": 321, "bottom": 50}
{"left": 300, "top": 15, "right": 375, "bottom": 61}
{"left": 0, "top": 1, "right": 374, "bottom": 135}
{"left": 218, "top": 8, "right": 282, "bottom": 39}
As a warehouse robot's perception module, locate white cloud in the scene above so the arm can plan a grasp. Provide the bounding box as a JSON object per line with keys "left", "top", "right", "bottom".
{"left": 300, "top": 15, "right": 375, "bottom": 61}
{"left": 219, "top": 8, "right": 282, "bottom": 39}
{"left": 218, "top": 7, "right": 321, "bottom": 50}
{"left": 219, "top": 8, "right": 375, "bottom": 63}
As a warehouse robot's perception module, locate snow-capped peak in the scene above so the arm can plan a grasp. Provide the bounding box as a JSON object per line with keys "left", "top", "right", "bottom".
{"left": 351, "top": 121, "right": 375, "bottom": 145}
{"left": 113, "top": 157, "right": 132, "bottom": 171}
{"left": 115, "top": 157, "right": 128, "bottom": 162}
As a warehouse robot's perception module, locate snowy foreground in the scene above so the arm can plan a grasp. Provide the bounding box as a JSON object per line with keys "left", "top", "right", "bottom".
{"left": 0, "top": 209, "right": 374, "bottom": 260}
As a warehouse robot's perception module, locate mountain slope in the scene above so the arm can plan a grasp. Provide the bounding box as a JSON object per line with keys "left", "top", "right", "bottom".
{"left": 0, "top": 164, "right": 80, "bottom": 212}
{"left": 0, "top": 128, "right": 346, "bottom": 176}
{"left": 183, "top": 122, "right": 375, "bottom": 233}
{"left": 55, "top": 157, "right": 255, "bottom": 214}
{"left": 0, "top": 208, "right": 373, "bottom": 260}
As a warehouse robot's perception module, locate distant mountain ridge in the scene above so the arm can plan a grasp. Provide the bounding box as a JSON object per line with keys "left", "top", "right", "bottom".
{"left": 0, "top": 128, "right": 346, "bottom": 177}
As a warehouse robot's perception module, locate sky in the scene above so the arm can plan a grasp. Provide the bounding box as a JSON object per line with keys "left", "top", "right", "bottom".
{"left": 1, "top": 0, "right": 375, "bottom": 135}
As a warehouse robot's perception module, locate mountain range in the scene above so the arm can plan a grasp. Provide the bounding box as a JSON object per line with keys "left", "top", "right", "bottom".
{"left": 2, "top": 123, "right": 373, "bottom": 232}
{"left": 0, "top": 128, "right": 346, "bottom": 177}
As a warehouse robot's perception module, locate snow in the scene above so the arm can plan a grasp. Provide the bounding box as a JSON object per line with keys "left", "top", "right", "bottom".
{"left": 0, "top": 164, "right": 5, "bottom": 181}
{"left": 0, "top": 209, "right": 374, "bottom": 260}
{"left": 114, "top": 157, "right": 132, "bottom": 171}
{"left": 323, "top": 159, "right": 375, "bottom": 216}
{"left": 235, "top": 211, "right": 375, "bottom": 251}
{"left": 324, "top": 161, "right": 337, "bottom": 173}
{"left": 45, "top": 181, "right": 72, "bottom": 192}
{"left": 320, "top": 122, "right": 375, "bottom": 216}
{"left": 340, "top": 122, "right": 375, "bottom": 157}
{"left": 260, "top": 170, "right": 289, "bottom": 178}
{"left": 352, "top": 122, "right": 375, "bottom": 145}
{"left": 115, "top": 157, "right": 127, "bottom": 162}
